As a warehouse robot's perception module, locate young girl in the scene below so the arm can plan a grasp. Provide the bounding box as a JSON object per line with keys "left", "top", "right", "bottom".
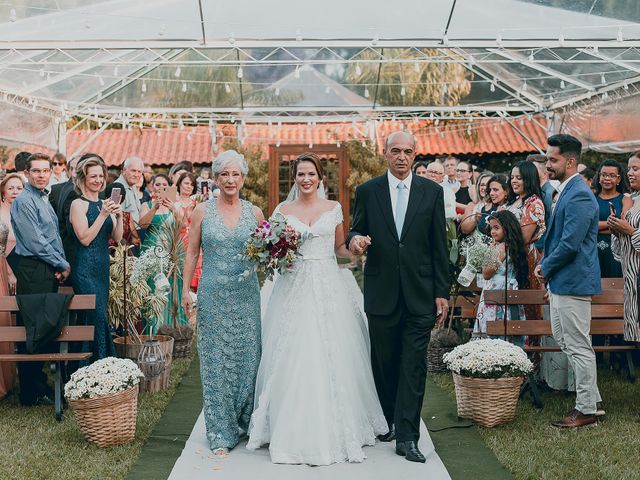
{"left": 474, "top": 210, "right": 529, "bottom": 343}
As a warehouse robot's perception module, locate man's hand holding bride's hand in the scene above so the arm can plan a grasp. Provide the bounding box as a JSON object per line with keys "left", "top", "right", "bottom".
{"left": 349, "top": 235, "right": 372, "bottom": 256}
{"left": 181, "top": 289, "right": 194, "bottom": 318}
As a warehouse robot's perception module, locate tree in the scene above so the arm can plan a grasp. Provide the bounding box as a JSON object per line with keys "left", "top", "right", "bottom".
{"left": 345, "top": 49, "right": 472, "bottom": 107}
{"left": 220, "top": 139, "right": 268, "bottom": 213}
{"left": 345, "top": 139, "right": 387, "bottom": 212}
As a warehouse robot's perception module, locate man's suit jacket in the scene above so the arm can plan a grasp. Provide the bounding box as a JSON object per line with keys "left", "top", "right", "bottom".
{"left": 348, "top": 173, "right": 450, "bottom": 316}
{"left": 49, "top": 180, "right": 78, "bottom": 267}
{"left": 541, "top": 175, "right": 601, "bottom": 296}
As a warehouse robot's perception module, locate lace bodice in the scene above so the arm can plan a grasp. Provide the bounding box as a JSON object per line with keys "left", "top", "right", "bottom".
{"left": 276, "top": 203, "right": 342, "bottom": 261}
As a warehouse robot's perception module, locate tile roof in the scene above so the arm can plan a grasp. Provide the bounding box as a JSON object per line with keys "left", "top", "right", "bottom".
{"left": 6, "top": 117, "right": 547, "bottom": 168}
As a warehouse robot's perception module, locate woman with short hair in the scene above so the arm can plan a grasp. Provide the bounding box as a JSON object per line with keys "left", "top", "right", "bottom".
{"left": 182, "top": 150, "right": 265, "bottom": 456}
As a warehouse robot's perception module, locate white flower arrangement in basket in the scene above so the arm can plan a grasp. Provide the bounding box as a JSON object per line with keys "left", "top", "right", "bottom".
{"left": 64, "top": 357, "right": 144, "bottom": 401}
{"left": 443, "top": 339, "right": 533, "bottom": 379}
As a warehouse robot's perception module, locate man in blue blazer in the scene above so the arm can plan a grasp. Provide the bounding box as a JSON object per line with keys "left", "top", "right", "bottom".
{"left": 535, "top": 134, "right": 602, "bottom": 428}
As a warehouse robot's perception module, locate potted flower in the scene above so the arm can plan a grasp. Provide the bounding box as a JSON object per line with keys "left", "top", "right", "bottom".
{"left": 108, "top": 244, "right": 174, "bottom": 392}
{"left": 443, "top": 339, "right": 533, "bottom": 427}
{"left": 64, "top": 357, "right": 144, "bottom": 447}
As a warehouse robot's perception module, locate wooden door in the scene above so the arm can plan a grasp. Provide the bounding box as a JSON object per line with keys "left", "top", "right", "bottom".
{"left": 268, "top": 145, "right": 349, "bottom": 225}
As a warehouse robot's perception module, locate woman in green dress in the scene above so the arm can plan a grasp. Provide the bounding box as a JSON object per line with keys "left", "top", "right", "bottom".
{"left": 139, "top": 173, "right": 188, "bottom": 329}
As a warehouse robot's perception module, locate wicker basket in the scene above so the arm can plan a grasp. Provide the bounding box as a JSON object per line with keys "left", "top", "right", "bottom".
{"left": 68, "top": 386, "right": 138, "bottom": 448}
{"left": 426, "top": 346, "right": 455, "bottom": 373}
{"left": 113, "top": 335, "right": 174, "bottom": 393}
{"left": 452, "top": 373, "right": 524, "bottom": 428}
{"left": 172, "top": 336, "right": 193, "bottom": 358}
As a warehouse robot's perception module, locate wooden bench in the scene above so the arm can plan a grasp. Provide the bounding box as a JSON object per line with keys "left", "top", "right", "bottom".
{"left": 484, "top": 288, "right": 637, "bottom": 407}
{"left": 0, "top": 294, "right": 96, "bottom": 421}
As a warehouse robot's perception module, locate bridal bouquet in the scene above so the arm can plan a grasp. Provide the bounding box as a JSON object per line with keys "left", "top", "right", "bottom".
{"left": 457, "top": 231, "right": 501, "bottom": 286}
{"left": 240, "top": 212, "right": 308, "bottom": 280}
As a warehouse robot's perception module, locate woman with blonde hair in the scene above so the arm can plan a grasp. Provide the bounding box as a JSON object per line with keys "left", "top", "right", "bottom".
{"left": 69, "top": 154, "right": 123, "bottom": 362}
{"left": 0, "top": 173, "right": 25, "bottom": 397}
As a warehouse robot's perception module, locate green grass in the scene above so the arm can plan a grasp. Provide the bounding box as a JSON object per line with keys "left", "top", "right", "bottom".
{"left": 431, "top": 368, "right": 640, "bottom": 480}
{"left": 0, "top": 355, "right": 193, "bottom": 480}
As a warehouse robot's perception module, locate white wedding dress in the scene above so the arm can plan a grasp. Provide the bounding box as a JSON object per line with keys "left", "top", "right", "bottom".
{"left": 247, "top": 202, "right": 388, "bottom": 465}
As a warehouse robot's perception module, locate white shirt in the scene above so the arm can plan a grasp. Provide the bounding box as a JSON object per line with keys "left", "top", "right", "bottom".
{"left": 387, "top": 171, "right": 412, "bottom": 221}
{"left": 115, "top": 174, "right": 142, "bottom": 223}
{"left": 555, "top": 173, "right": 578, "bottom": 195}
{"left": 445, "top": 177, "right": 460, "bottom": 193}
{"left": 438, "top": 181, "right": 458, "bottom": 220}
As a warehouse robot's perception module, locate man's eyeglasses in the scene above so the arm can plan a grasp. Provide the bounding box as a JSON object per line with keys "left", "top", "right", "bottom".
{"left": 29, "top": 168, "right": 51, "bottom": 176}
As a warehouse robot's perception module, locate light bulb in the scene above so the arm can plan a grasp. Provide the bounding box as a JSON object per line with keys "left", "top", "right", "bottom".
{"left": 99, "top": 76, "right": 105, "bottom": 86}
{"left": 414, "top": 62, "right": 420, "bottom": 73}
{"left": 225, "top": 83, "right": 231, "bottom": 93}
{"left": 558, "top": 33, "right": 565, "bottom": 46}
{"left": 522, "top": 81, "right": 527, "bottom": 91}
{"left": 364, "top": 87, "right": 370, "bottom": 98}
{"left": 355, "top": 64, "right": 362, "bottom": 77}
{"left": 9, "top": 8, "right": 16, "bottom": 22}
{"left": 182, "top": 82, "right": 187, "bottom": 92}
{"left": 237, "top": 67, "right": 243, "bottom": 79}
{"left": 141, "top": 81, "right": 147, "bottom": 93}
{"left": 490, "top": 83, "right": 495, "bottom": 92}
{"left": 275, "top": 87, "right": 280, "bottom": 96}
{"left": 294, "top": 65, "right": 300, "bottom": 79}
{"left": 400, "top": 86, "right": 406, "bottom": 96}
{"left": 174, "top": 66, "right": 181, "bottom": 78}
{"left": 39, "top": 68, "right": 45, "bottom": 77}
{"left": 560, "top": 80, "right": 566, "bottom": 89}
{"left": 528, "top": 51, "right": 535, "bottom": 62}
{"left": 600, "top": 73, "right": 606, "bottom": 85}
{"left": 617, "top": 29, "right": 624, "bottom": 43}
{"left": 113, "top": 66, "right": 119, "bottom": 76}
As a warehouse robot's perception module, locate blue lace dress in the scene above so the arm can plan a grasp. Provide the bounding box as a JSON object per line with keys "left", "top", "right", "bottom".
{"left": 197, "top": 199, "right": 261, "bottom": 450}
{"left": 71, "top": 198, "right": 115, "bottom": 361}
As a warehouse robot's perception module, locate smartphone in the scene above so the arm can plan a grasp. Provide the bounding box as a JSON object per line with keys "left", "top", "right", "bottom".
{"left": 157, "top": 185, "right": 177, "bottom": 203}
{"left": 608, "top": 201, "right": 618, "bottom": 218}
{"left": 109, "top": 187, "right": 121, "bottom": 204}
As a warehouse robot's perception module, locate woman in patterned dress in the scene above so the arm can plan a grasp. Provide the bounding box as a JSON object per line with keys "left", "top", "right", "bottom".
{"left": 503, "top": 160, "right": 546, "bottom": 321}
{"left": 182, "top": 151, "right": 265, "bottom": 456}
{"left": 609, "top": 152, "right": 640, "bottom": 342}
{"left": 0, "top": 174, "right": 24, "bottom": 397}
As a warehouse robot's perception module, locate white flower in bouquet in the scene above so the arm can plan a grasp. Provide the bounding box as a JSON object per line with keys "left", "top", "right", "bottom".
{"left": 64, "top": 357, "right": 144, "bottom": 401}
{"left": 457, "top": 231, "right": 502, "bottom": 286}
{"left": 443, "top": 339, "right": 533, "bottom": 379}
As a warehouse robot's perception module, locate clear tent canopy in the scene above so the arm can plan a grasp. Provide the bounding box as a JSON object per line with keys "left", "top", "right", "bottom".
{"left": 0, "top": 0, "right": 639, "bottom": 152}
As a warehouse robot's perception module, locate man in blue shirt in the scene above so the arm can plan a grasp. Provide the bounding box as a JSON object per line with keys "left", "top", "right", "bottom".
{"left": 11, "top": 152, "right": 70, "bottom": 406}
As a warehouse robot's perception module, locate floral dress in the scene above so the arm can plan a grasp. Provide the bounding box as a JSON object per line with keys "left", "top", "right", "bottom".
{"left": 474, "top": 258, "right": 526, "bottom": 346}
{"left": 197, "top": 199, "right": 261, "bottom": 450}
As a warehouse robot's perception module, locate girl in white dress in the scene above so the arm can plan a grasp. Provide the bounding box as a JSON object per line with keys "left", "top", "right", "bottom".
{"left": 247, "top": 153, "right": 388, "bottom": 465}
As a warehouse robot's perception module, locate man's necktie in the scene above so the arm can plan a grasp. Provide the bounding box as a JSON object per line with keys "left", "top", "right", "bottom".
{"left": 395, "top": 182, "right": 408, "bottom": 238}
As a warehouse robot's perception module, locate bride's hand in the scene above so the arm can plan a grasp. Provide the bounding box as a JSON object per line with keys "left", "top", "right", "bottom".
{"left": 349, "top": 235, "right": 371, "bottom": 255}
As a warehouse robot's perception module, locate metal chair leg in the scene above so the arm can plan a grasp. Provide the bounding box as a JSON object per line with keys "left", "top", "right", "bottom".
{"left": 53, "top": 362, "right": 63, "bottom": 421}
{"left": 626, "top": 351, "right": 636, "bottom": 383}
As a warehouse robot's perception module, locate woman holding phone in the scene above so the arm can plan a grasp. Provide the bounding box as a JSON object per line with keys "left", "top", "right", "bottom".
{"left": 139, "top": 174, "right": 189, "bottom": 328}
{"left": 69, "top": 155, "right": 123, "bottom": 362}
{"left": 593, "top": 159, "right": 631, "bottom": 278}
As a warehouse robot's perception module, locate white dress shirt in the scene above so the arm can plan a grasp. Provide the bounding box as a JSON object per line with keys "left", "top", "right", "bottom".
{"left": 387, "top": 170, "right": 412, "bottom": 221}
{"left": 438, "top": 181, "right": 458, "bottom": 220}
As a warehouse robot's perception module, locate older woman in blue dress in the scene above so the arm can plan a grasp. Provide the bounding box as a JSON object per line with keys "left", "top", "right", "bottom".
{"left": 182, "top": 150, "right": 264, "bottom": 456}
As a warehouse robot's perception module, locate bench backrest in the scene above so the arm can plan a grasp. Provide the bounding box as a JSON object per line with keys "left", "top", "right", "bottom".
{"left": 483, "top": 289, "right": 624, "bottom": 306}
{"left": 486, "top": 320, "right": 625, "bottom": 336}
{"left": 0, "top": 325, "right": 95, "bottom": 342}
{"left": 602, "top": 278, "right": 624, "bottom": 289}
{"left": 0, "top": 294, "right": 96, "bottom": 312}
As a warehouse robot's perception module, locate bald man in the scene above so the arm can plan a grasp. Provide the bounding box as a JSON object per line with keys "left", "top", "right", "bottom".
{"left": 348, "top": 131, "right": 449, "bottom": 463}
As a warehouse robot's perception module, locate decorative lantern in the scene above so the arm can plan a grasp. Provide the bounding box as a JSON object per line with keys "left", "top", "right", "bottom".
{"left": 137, "top": 339, "right": 166, "bottom": 379}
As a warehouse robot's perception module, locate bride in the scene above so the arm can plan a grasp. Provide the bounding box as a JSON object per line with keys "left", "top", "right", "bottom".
{"left": 247, "top": 153, "right": 388, "bottom": 465}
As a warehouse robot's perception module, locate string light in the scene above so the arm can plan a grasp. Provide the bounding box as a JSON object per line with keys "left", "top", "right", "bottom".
{"left": 294, "top": 65, "right": 300, "bottom": 79}
{"left": 39, "top": 68, "right": 45, "bottom": 77}
{"left": 560, "top": 80, "right": 566, "bottom": 89}
{"left": 225, "top": 83, "right": 231, "bottom": 93}
{"left": 490, "top": 83, "right": 496, "bottom": 92}
{"left": 600, "top": 73, "right": 606, "bottom": 85}
{"left": 617, "top": 28, "right": 624, "bottom": 43}
{"left": 364, "top": 87, "right": 370, "bottom": 98}
{"left": 141, "top": 81, "right": 147, "bottom": 93}
{"left": 113, "top": 66, "right": 119, "bottom": 76}
{"left": 237, "top": 66, "right": 243, "bottom": 79}
{"left": 9, "top": 8, "right": 16, "bottom": 22}
{"left": 181, "top": 82, "right": 187, "bottom": 92}
{"left": 400, "top": 86, "right": 406, "bottom": 96}
{"left": 522, "top": 81, "right": 527, "bottom": 91}
{"left": 174, "top": 66, "right": 181, "bottom": 77}
{"left": 275, "top": 87, "right": 280, "bottom": 96}
{"left": 355, "top": 63, "right": 362, "bottom": 77}
{"left": 414, "top": 62, "right": 420, "bottom": 73}
{"left": 98, "top": 76, "right": 105, "bottom": 86}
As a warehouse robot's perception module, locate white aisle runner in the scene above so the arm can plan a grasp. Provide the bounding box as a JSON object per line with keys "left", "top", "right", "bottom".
{"left": 168, "top": 412, "right": 451, "bottom": 480}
